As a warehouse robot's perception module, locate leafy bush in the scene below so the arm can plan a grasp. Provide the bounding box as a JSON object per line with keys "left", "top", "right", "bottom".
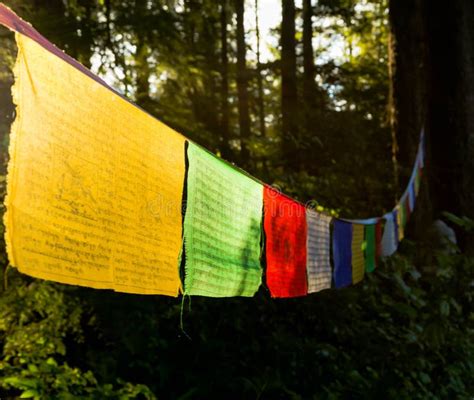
{"left": 0, "top": 278, "right": 155, "bottom": 399}
{"left": 1, "top": 218, "right": 473, "bottom": 399}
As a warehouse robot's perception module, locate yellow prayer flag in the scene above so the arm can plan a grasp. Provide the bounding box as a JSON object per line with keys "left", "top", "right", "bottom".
{"left": 5, "top": 33, "right": 186, "bottom": 296}
{"left": 351, "top": 224, "right": 365, "bottom": 284}
{"left": 396, "top": 207, "right": 405, "bottom": 241}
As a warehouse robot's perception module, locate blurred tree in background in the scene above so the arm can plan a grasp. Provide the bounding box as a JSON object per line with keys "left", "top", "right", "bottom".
{"left": 0, "top": 0, "right": 473, "bottom": 398}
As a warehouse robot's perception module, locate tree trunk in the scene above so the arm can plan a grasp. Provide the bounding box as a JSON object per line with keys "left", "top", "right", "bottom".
{"left": 302, "top": 0, "right": 315, "bottom": 111}
{"left": 220, "top": 0, "right": 232, "bottom": 161}
{"left": 302, "top": 0, "right": 313, "bottom": 142}
{"left": 388, "top": 0, "right": 426, "bottom": 193}
{"left": 281, "top": 0, "right": 298, "bottom": 167}
{"left": 388, "top": 0, "right": 431, "bottom": 252}
{"left": 389, "top": 0, "right": 474, "bottom": 251}
{"left": 135, "top": 38, "right": 150, "bottom": 105}
{"left": 235, "top": 0, "right": 251, "bottom": 163}
{"left": 134, "top": 0, "right": 151, "bottom": 106}
{"left": 255, "top": 0, "right": 266, "bottom": 138}
{"left": 424, "top": 0, "right": 474, "bottom": 250}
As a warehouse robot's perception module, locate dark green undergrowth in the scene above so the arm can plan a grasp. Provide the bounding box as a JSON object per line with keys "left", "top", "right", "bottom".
{"left": 0, "top": 221, "right": 473, "bottom": 399}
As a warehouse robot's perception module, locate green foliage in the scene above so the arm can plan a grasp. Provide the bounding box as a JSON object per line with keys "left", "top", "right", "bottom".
{"left": 1, "top": 237, "right": 473, "bottom": 399}
{"left": 0, "top": 278, "right": 155, "bottom": 399}
{"left": 443, "top": 212, "right": 474, "bottom": 233}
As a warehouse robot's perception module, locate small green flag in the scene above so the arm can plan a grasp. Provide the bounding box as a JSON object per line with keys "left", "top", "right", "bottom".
{"left": 365, "top": 225, "right": 376, "bottom": 273}
{"left": 183, "top": 143, "right": 263, "bottom": 297}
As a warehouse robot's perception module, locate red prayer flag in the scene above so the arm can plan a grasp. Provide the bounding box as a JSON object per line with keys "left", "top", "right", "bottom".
{"left": 375, "top": 220, "right": 383, "bottom": 267}
{"left": 263, "top": 187, "right": 308, "bottom": 298}
{"left": 404, "top": 196, "right": 411, "bottom": 222}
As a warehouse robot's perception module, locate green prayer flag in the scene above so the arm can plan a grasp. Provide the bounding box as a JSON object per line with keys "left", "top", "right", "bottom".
{"left": 183, "top": 143, "right": 264, "bottom": 297}
{"left": 415, "top": 171, "right": 421, "bottom": 195}
{"left": 365, "top": 225, "right": 376, "bottom": 273}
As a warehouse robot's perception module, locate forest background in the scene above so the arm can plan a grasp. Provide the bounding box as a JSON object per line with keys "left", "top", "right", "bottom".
{"left": 0, "top": 0, "right": 473, "bottom": 398}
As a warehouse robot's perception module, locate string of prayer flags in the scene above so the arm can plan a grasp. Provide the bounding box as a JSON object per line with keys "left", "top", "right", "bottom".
{"left": 306, "top": 210, "right": 332, "bottom": 293}
{"left": 5, "top": 33, "right": 186, "bottom": 296}
{"left": 0, "top": 6, "right": 428, "bottom": 300}
{"left": 352, "top": 129, "right": 425, "bottom": 262}
{"left": 182, "top": 143, "right": 263, "bottom": 297}
{"left": 264, "top": 188, "right": 308, "bottom": 298}
{"left": 333, "top": 221, "right": 382, "bottom": 288}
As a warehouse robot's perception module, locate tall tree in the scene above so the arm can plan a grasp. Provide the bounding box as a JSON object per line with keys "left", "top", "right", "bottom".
{"left": 134, "top": 0, "right": 151, "bottom": 106}
{"left": 255, "top": 0, "right": 266, "bottom": 138}
{"left": 424, "top": 0, "right": 474, "bottom": 250}
{"left": 302, "top": 0, "right": 324, "bottom": 164}
{"left": 220, "top": 0, "right": 232, "bottom": 160}
{"left": 388, "top": 0, "right": 426, "bottom": 197}
{"left": 302, "top": 0, "right": 315, "bottom": 110}
{"left": 389, "top": 0, "right": 474, "bottom": 249}
{"left": 281, "top": 0, "right": 298, "bottom": 167}
{"left": 235, "top": 0, "right": 251, "bottom": 162}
